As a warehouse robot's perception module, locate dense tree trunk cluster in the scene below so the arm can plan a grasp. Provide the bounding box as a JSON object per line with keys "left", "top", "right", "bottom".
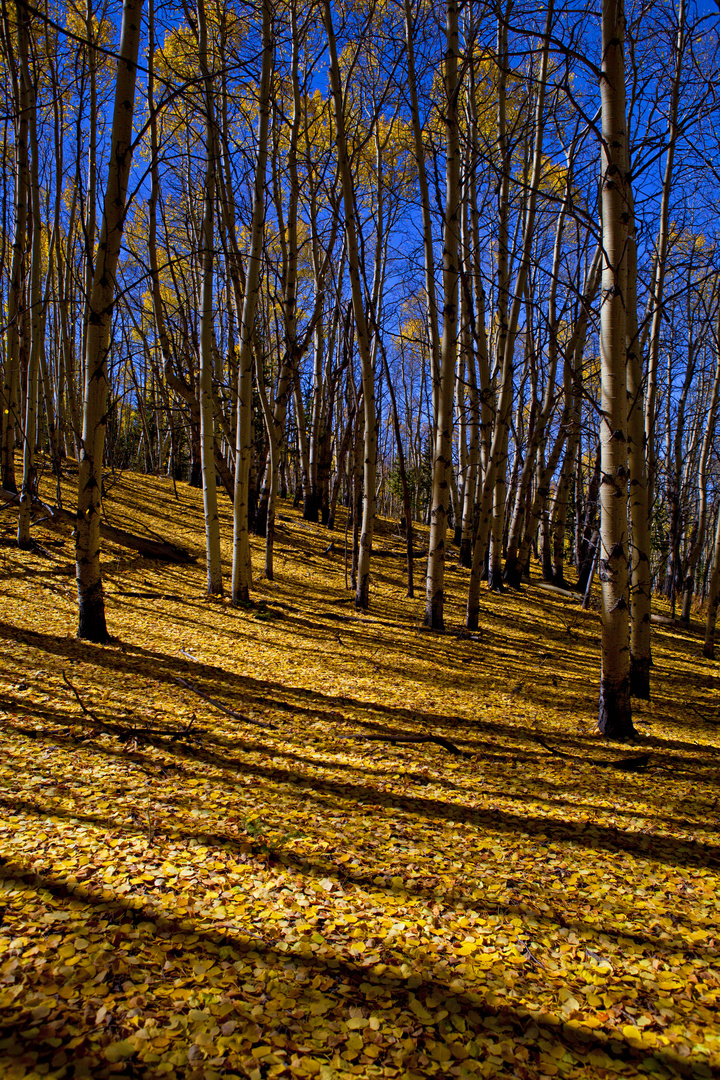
{"left": 2, "top": 0, "right": 720, "bottom": 736}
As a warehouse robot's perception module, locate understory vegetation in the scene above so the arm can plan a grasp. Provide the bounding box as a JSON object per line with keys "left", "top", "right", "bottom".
{"left": 1, "top": 470, "right": 719, "bottom": 1080}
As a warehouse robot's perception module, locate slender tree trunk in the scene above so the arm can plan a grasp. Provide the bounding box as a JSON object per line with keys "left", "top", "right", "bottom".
{"left": 681, "top": 313, "right": 720, "bottom": 624}
{"left": 597, "top": 0, "right": 634, "bottom": 737}
{"left": 75, "top": 0, "right": 143, "bottom": 641}
{"left": 17, "top": 0, "right": 39, "bottom": 547}
{"left": 703, "top": 508, "right": 720, "bottom": 659}
{"left": 324, "top": 0, "right": 378, "bottom": 610}
{"left": 1, "top": 0, "right": 28, "bottom": 495}
{"left": 196, "top": 0, "right": 223, "bottom": 595}
{"left": 230, "top": 0, "right": 273, "bottom": 604}
{"left": 425, "top": 0, "right": 461, "bottom": 629}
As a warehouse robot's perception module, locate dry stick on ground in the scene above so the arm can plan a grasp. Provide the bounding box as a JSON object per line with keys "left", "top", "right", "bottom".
{"left": 64, "top": 671, "right": 202, "bottom": 744}
{"left": 690, "top": 705, "right": 720, "bottom": 726}
{"left": 62, "top": 672, "right": 116, "bottom": 736}
{"left": 533, "top": 731, "right": 649, "bottom": 771}
{"left": 113, "top": 591, "right": 185, "bottom": 601}
{"left": 174, "top": 677, "right": 277, "bottom": 729}
{"left": 341, "top": 732, "right": 466, "bottom": 756}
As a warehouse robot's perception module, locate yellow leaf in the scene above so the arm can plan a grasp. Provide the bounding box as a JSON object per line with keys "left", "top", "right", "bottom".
{"left": 105, "top": 1039, "right": 136, "bottom": 1062}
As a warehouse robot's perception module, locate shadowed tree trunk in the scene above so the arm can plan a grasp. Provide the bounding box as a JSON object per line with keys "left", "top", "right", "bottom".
{"left": 75, "top": 0, "right": 144, "bottom": 642}
{"left": 425, "top": 0, "right": 461, "bottom": 630}
{"left": 323, "top": 0, "right": 378, "bottom": 610}
{"left": 230, "top": 0, "right": 273, "bottom": 606}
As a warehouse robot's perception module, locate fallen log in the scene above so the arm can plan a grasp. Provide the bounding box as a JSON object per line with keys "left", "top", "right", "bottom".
{"left": 0, "top": 488, "right": 196, "bottom": 563}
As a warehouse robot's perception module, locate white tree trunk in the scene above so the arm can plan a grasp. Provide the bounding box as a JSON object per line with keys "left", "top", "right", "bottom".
{"left": 597, "top": 0, "right": 634, "bottom": 737}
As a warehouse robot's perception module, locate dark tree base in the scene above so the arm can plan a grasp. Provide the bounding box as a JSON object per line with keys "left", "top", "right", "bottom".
{"left": 458, "top": 539, "right": 472, "bottom": 568}
{"left": 355, "top": 572, "right": 370, "bottom": 611}
{"left": 630, "top": 654, "right": 651, "bottom": 699}
{"left": 424, "top": 590, "right": 445, "bottom": 631}
{"left": 77, "top": 586, "right": 110, "bottom": 644}
{"left": 303, "top": 494, "right": 319, "bottom": 523}
{"left": 488, "top": 565, "right": 504, "bottom": 593}
{"left": 254, "top": 499, "right": 268, "bottom": 538}
{"left": 598, "top": 676, "right": 635, "bottom": 738}
{"left": 503, "top": 558, "right": 523, "bottom": 589}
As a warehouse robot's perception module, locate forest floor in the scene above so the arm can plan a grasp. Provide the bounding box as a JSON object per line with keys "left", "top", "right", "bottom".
{"left": 1, "top": 466, "right": 719, "bottom": 1080}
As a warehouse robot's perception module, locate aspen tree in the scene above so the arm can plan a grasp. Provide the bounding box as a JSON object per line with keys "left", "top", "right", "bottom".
{"left": 193, "top": 0, "right": 224, "bottom": 595}
{"left": 75, "top": 0, "right": 144, "bottom": 641}
{"left": 231, "top": 0, "right": 273, "bottom": 605}
{"left": 597, "top": 0, "right": 634, "bottom": 737}
{"left": 703, "top": 503, "right": 720, "bottom": 659}
{"left": 403, "top": 0, "right": 442, "bottom": 423}
{"left": 17, "top": 0, "right": 40, "bottom": 548}
{"left": 323, "top": 0, "right": 378, "bottom": 610}
{"left": 644, "top": 0, "right": 685, "bottom": 538}
{"left": 681, "top": 315, "right": 720, "bottom": 624}
{"left": 467, "top": 0, "right": 553, "bottom": 623}
{"left": 424, "top": 0, "right": 461, "bottom": 630}
{"left": 624, "top": 166, "right": 651, "bottom": 697}
{"left": 1, "top": 0, "right": 28, "bottom": 495}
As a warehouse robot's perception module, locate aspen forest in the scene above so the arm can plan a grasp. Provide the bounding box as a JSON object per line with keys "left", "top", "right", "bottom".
{"left": 2, "top": 0, "right": 720, "bottom": 1077}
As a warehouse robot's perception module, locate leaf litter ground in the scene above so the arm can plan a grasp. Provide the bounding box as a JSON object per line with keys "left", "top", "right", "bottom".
{"left": 1, "top": 470, "right": 719, "bottom": 1080}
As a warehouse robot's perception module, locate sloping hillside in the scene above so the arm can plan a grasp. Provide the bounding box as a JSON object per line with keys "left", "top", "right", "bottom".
{"left": 1, "top": 469, "right": 718, "bottom": 1080}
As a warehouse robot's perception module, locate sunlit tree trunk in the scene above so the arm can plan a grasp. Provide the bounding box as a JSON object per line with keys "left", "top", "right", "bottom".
{"left": 597, "top": 0, "right": 634, "bottom": 737}
{"left": 76, "top": 0, "right": 144, "bottom": 641}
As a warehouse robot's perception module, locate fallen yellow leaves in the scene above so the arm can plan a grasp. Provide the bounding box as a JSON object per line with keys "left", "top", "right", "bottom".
{"left": 0, "top": 470, "right": 719, "bottom": 1078}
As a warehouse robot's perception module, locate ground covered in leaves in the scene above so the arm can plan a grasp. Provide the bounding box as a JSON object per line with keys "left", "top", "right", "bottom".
{"left": 1, "top": 468, "right": 719, "bottom": 1080}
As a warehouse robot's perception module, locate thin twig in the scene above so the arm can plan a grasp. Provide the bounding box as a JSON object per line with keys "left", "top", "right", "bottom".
{"left": 516, "top": 935, "right": 546, "bottom": 968}
{"left": 62, "top": 671, "right": 114, "bottom": 734}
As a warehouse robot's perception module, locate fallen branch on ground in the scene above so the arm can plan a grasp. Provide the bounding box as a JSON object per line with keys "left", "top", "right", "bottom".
{"left": 690, "top": 705, "right": 720, "bottom": 725}
{"left": 113, "top": 591, "right": 185, "bottom": 601}
{"left": 534, "top": 732, "right": 649, "bottom": 771}
{"left": 174, "top": 678, "right": 277, "bottom": 729}
{"left": 341, "top": 732, "right": 466, "bottom": 756}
